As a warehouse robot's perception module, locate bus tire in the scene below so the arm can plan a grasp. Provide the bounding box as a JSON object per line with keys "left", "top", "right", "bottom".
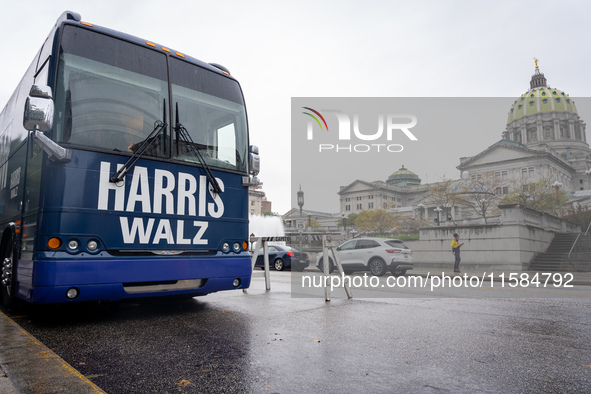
{"left": 1, "top": 233, "right": 17, "bottom": 308}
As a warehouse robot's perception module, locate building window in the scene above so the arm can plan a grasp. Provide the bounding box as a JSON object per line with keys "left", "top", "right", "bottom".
{"left": 495, "top": 171, "right": 508, "bottom": 180}
{"left": 357, "top": 197, "right": 362, "bottom": 201}
{"left": 521, "top": 167, "right": 534, "bottom": 179}
{"left": 495, "top": 186, "right": 509, "bottom": 195}
{"left": 345, "top": 205, "right": 351, "bottom": 211}
{"left": 368, "top": 202, "right": 374, "bottom": 209}
{"left": 470, "top": 174, "right": 482, "bottom": 180}
{"left": 369, "top": 195, "right": 374, "bottom": 200}
{"left": 528, "top": 128, "right": 537, "bottom": 142}
{"left": 357, "top": 204, "right": 362, "bottom": 210}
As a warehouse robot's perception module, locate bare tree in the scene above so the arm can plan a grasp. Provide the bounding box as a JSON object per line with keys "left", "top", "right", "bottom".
{"left": 425, "top": 178, "right": 462, "bottom": 225}
{"left": 454, "top": 172, "right": 502, "bottom": 224}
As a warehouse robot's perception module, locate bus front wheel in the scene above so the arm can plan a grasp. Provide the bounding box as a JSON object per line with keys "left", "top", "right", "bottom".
{"left": 1, "top": 237, "right": 16, "bottom": 308}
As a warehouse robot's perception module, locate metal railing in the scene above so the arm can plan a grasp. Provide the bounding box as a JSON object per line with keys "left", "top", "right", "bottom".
{"left": 568, "top": 221, "right": 591, "bottom": 263}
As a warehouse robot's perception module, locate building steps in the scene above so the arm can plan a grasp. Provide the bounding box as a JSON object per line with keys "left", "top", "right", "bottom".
{"left": 529, "top": 233, "right": 591, "bottom": 272}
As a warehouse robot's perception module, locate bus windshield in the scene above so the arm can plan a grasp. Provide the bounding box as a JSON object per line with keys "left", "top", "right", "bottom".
{"left": 53, "top": 25, "right": 248, "bottom": 172}
{"left": 170, "top": 57, "right": 248, "bottom": 173}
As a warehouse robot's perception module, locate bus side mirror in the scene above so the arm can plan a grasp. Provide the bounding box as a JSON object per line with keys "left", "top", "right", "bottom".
{"left": 23, "top": 85, "right": 54, "bottom": 132}
{"left": 23, "top": 85, "right": 70, "bottom": 162}
{"left": 249, "top": 145, "right": 260, "bottom": 176}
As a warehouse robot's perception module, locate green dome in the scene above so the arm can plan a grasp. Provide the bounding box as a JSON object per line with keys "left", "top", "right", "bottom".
{"left": 507, "top": 69, "right": 578, "bottom": 124}
{"left": 386, "top": 165, "right": 421, "bottom": 186}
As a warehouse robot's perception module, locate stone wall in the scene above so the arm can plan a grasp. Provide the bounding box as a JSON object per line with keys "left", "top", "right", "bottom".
{"left": 407, "top": 204, "right": 580, "bottom": 271}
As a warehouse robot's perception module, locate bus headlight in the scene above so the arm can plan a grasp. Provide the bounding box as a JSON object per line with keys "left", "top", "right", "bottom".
{"left": 67, "top": 239, "right": 79, "bottom": 250}
{"left": 222, "top": 243, "right": 230, "bottom": 253}
{"left": 87, "top": 240, "right": 98, "bottom": 251}
{"left": 233, "top": 243, "right": 241, "bottom": 253}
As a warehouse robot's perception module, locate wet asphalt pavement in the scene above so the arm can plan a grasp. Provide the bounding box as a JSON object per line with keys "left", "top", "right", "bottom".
{"left": 7, "top": 271, "right": 591, "bottom": 393}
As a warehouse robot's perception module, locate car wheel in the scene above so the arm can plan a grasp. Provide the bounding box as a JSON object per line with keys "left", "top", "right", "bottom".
{"left": 368, "top": 258, "right": 387, "bottom": 276}
{"left": 392, "top": 269, "right": 406, "bottom": 277}
{"left": 274, "top": 258, "right": 285, "bottom": 271}
{"left": 318, "top": 258, "right": 334, "bottom": 274}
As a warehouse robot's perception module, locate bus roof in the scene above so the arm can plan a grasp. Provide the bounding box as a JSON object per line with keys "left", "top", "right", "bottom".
{"left": 54, "top": 10, "right": 235, "bottom": 79}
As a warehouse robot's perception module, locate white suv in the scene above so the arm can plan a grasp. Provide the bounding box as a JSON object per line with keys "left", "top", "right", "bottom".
{"left": 316, "top": 238, "right": 413, "bottom": 276}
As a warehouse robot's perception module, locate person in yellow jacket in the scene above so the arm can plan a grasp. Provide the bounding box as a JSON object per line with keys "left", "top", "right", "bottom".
{"left": 451, "top": 233, "right": 464, "bottom": 273}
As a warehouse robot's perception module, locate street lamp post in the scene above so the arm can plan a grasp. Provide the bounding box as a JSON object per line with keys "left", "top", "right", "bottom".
{"left": 434, "top": 207, "right": 442, "bottom": 226}
{"left": 297, "top": 185, "right": 304, "bottom": 216}
{"left": 297, "top": 186, "right": 305, "bottom": 250}
{"left": 417, "top": 203, "right": 425, "bottom": 220}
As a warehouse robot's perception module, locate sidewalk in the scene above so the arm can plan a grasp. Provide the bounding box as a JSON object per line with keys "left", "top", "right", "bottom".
{"left": 0, "top": 310, "right": 105, "bottom": 394}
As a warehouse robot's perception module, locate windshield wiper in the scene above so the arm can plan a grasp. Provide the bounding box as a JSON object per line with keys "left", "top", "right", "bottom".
{"left": 110, "top": 120, "right": 167, "bottom": 183}
{"left": 174, "top": 103, "right": 223, "bottom": 194}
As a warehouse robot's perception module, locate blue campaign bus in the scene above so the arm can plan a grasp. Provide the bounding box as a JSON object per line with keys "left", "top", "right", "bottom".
{"left": 0, "top": 11, "right": 260, "bottom": 305}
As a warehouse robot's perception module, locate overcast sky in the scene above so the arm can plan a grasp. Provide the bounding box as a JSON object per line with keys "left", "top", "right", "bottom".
{"left": 1, "top": 0, "right": 590, "bottom": 214}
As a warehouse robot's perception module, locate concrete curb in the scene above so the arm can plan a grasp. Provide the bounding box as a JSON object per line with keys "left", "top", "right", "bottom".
{"left": 0, "top": 310, "right": 105, "bottom": 393}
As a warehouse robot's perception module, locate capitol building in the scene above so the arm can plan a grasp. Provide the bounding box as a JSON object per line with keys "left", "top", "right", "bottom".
{"left": 337, "top": 64, "right": 591, "bottom": 225}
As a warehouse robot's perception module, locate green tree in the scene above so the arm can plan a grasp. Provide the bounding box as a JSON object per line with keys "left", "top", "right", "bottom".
{"left": 354, "top": 209, "right": 399, "bottom": 235}
{"left": 346, "top": 212, "right": 359, "bottom": 226}
{"left": 501, "top": 174, "right": 569, "bottom": 215}
{"left": 561, "top": 204, "right": 591, "bottom": 231}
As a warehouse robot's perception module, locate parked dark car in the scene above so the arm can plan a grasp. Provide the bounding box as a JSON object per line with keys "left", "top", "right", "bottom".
{"left": 254, "top": 245, "right": 310, "bottom": 271}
